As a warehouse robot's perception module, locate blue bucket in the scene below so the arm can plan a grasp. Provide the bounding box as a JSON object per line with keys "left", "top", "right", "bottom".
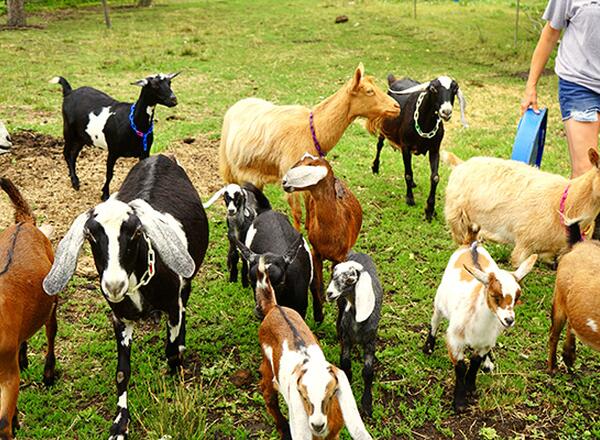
{"left": 511, "top": 108, "right": 548, "bottom": 168}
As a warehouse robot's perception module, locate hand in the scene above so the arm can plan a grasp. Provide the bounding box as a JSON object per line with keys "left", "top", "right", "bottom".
{"left": 521, "top": 84, "right": 540, "bottom": 115}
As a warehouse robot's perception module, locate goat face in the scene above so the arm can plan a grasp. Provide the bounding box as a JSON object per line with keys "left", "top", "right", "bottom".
{"left": 133, "top": 72, "right": 180, "bottom": 108}
{"left": 296, "top": 363, "right": 339, "bottom": 437}
{"left": 0, "top": 120, "right": 12, "bottom": 151}
{"left": 348, "top": 63, "right": 400, "bottom": 120}
{"left": 223, "top": 184, "right": 246, "bottom": 216}
{"left": 431, "top": 76, "right": 459, "bottom": 122}
{"left": 326, "top": 261, "right": 361, "bottom": 301}
{"left": 282, "top": 154, "right": 330, "bottom": 193}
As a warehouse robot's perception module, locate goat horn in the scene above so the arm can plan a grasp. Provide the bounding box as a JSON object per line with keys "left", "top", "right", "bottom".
{"left": 457, "top": 88, "right": 469, "bottom": 128}
{"left": 167, "top": 71, "right": 181, "bottom": 80}
{"left": 203, "top": 187, "right": 227, "bottom": 209}
{"left": 388, "top": 81, "right": 430, "bottom": 95}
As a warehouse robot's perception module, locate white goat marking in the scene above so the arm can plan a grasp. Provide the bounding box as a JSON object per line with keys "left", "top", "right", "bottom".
{"left": 113, "top": 412, "right": 122, "bottom": 424}
{"left": 300, "top": 152, "right": 319, "bottom": 161}
{"left": 86, "top": 107, "right": 114, "bottom": 149}
{"left": 263, "top": 344, "right": 277, "bottom": 383}
{"left": 302, "top": 238, "right": 313, "bottom": 284}
{"left": 587, "top": 319, "right": 599, "bottom": 333}
{"left": 121, "top": 323, "right": 133, "bottom": 347}
{"left": 48, "top": 76, "right": 61, "bottom": 84}
{"left": 126, "top": 274, "right": 143, "bottom": 311}
{"left": 438, "top": 76, "right": 453, "bottom": 89}
{"left": 0, "top": 120, "right": 11, "bottom": 149}
{"left": 284, "top": 165, "right": 328, "bottom": 189}
{"left": 146, "top": 105, "right": 155, "bottom": 118}
{"left": 117, "top": 391, "right": 127, "bottom": 409}
{"left": 245, "top": 224, "right": 257, "bottom": 247}
{"left": 168, "top": 296, "right": 184, "bottom": 343}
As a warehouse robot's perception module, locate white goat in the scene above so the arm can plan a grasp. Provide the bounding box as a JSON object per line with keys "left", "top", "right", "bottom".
{"left": 0, "top": 120, "right": 12, "bottom": 153}
{"left": 423, "top": 231, "right": 537, "bottom": 413}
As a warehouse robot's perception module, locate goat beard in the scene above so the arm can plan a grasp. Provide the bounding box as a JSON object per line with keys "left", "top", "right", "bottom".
{"left": 365, "top": 116, "right": 385, "bottom": 136}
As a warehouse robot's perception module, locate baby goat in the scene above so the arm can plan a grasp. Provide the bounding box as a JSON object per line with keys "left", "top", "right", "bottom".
{"left": 255, "top": 257, "right": 372, "bottom": 440}
{"left": 369, "top": 75, "right": 467, "bottom": 221}
{"left": 283, "top": 154, "right": 363, "bottom": 324}
{"left": 0, "top": 178, "right": 57, "bottom": 439}
{"left": 203, "top": 182, "right": 269, "bottom": 287}
{"left": 326, "top": 252, "right": 382, "bottom": 417}
{"left": 43, "top": 155, "right": 208, "bottom": 440}
{"left": 50, "top": 73, "right": 179, "bottom": 201}
{"left": 548, "top": 220, "right": 600, "bottom": 374}
{"left": 423, "top": 230, "right": 537, "bottom": 413}
{"left": 0, "top": 120, "right": 12, "bottom": 154}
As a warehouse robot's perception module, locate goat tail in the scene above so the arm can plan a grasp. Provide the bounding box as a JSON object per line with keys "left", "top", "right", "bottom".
{"left": 49, "top": 76, "right": 72, "bottom": 97}
{"left": 0, "top": 178, "right": 34, "bottom": 225}
{"left": 441, "top": 150, "right": 463, "bottom": 168}
{"left": 256, "top": 256, "right": 277, "bottom": 316}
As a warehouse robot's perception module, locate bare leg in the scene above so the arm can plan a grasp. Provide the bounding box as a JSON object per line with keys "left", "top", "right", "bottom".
{"left": 564, "top": 118, "right": 600, "bottom": 178}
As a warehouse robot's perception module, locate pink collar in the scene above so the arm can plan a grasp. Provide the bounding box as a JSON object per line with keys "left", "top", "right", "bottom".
{"left": 559, "top": 184, "right": 587, "bottom": 239}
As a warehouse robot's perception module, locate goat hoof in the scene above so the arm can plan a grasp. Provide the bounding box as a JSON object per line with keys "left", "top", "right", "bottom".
{"left": 411, "top": 181, "right": 417, "bottom": 188}
{"left": 43, "top": 372, "right": 56, "bottom": 387}
{"left": 313, "top": 309, "right": 324, "bottom": 325}
{"left": 359, "top": 402, "right": 373, "bottom": 419}
{"left": 71, "top": 180, "right": 80, "bottom": 191}
{"left": 423, "top": 334, "right": 435, "bottom": 355}
{"left": 406, "top": 197, "right": 415, "bottom": 206}
{"left": 453, "top": 400, "right": 468, "bottom": 414}
{"left": 167, "top": 355, "right": 183, "bottom": 375}
{"left": 101, "top": 192, "right": 110, "bottom": 202}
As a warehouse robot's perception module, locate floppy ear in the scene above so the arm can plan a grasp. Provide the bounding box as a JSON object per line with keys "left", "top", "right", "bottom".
{"left": 287, "top": 371, "right": 312, "bottom": 440}
{"left": 282, "top": 235, "right": 304, "bottom": 265}
{"left": 43, "top": 211, "right": 90, "bottom": 295}
{"left": 166, "top": 71, "right": 181, "bottom": 80}
{"left": 332, "top": 366, "right": 372, "bottom": 440}
{"left": 129, "top": 199, "right": 195, "bottom": 278}
{"left": 456, "top": 87, "right": 468, "bottom": 128}
{"left": 202, "top": 186, "right": 227, "bottom": 208}
{"left": 588, "top": 149, "right": 599, "bottom": 168}
{"left": 233, "top": 236, "right": 258, "bottom": 264}
{"left": 512, "top": 254, "right": 537, "bottom": 282}
{"left": 354, "top": 270, "right": 375, "bottom": 323}
{"left": 283, "top": 165, "right": 328, "bottom": 189}
{"left": 131, "top": 78, "right": 148, "bottom": 87}
{"left": 463, "top": 264, "right": 489, "bottom": 285}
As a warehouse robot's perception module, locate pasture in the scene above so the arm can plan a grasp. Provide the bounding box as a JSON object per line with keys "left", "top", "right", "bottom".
{"left": 0, "top": 0, "right": 599, "bottom": 438}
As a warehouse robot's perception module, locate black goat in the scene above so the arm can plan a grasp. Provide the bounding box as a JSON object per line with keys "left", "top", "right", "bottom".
{"left": 326, "top": 252, "right": 382, "bottom": 417}
{"left": 203, "top": 182, "right": 270, "bottom": 287}
{"left": 233, "top": 188, "right": 313, "bottom": 320}
{"left": 370, "top": 75, "right": 467, "bottom": 221}
{"left": 50, "top": 73, "right": 179, "bottom": 201}
{"left": 43, "top": 154, "right": 208, "bottom": 440}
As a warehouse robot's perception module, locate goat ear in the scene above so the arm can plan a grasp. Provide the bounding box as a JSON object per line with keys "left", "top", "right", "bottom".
{"left": 354, "top": 271, "right": 375, "bottom": 323}
{"left": 129, "top": 199, "right": 195, "bottom": 278}
{"left": 463, "top": 264, "right": 489, "bottom": 285}
{"left": 287, "top": 372, "right": 312, "bottom": 440}
{"left": 233, "top": 235, "right": 258, "bottom": 264}
{"left": 283, "top": 165, "right": 328, "bottom": 189}
{"left": 202, "top": 186, "right": 227, "bottom": 209}
{"left": 456, "top": 88, "right": 469, "bottom": 128}
{"left": 166, "top": 71, "right": 181, "bottom": 80}
{"left": 588, "top": 149, "right": 599, "bottom": 168}
{"left": 131, "top": 78, "right": 149, "bottom": 87}
{"left": 512, "top": 254, "right": 537, "bottom": 282}
{"left": 332, "top": 366, "right": 372, "bottom": 439}
{"left": 283, "top": 235, "right": 304, "bottom": 265}
{"left": 43, "top": 211, "right": 90, "bottom": 295}
{"left": 351, "top": 63, "right": 364, "bottom": 92}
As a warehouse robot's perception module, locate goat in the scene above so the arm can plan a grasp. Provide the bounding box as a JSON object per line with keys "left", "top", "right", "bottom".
{"left": 219, "top": 63, "right": 399, "bottom": 229}
{"left": 325, "top": 251, "right": 382, "bottom": 417}
{"left": 282, "top": 154, "right": 362, "bottom": 323}
{"left": 43, "top": 154, "right": 208, "bottom": 440}
{"left": 230, "top": 185, "right": 314, "bottom": 321}
{"left": 369, "top": 75, "right": 467, "bottom": 221}
{"left": 203, "top": 182, "right": 269, "bottom": 287}
{"left": 423, "top": 226, "right": 537, "bottom": 413}
{"left": 50, "top": 73, "right": 179, "bottom": 201}
{"left": 0, "top": 120, "right": 12, "bottom": 154}
{"left": 255, "top": 257, "right": 372, "bottom": 440}
{"left": 443, "top": 148, "right": 600, "bottom": 267}
{"left": 548, "top": 219, "right": 600, "bottom": 374}
{"left": 0, "top": 178, "right": 57, "bottom": 439}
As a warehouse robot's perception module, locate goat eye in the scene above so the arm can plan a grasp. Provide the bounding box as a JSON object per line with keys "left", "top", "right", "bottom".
{"left": 366, "top": 89, "right": 374, "bottom": 96}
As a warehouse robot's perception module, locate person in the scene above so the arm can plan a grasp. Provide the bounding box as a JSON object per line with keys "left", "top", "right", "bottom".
{"left": 521, "top": 0, "right": 600, "bottom": 179}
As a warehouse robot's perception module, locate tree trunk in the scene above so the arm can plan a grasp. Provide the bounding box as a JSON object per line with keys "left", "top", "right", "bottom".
{"left": 101, "top": 0, "right": 111, "bottom": 28}
{"left": 7, "top": 0, "right": 26, "bottom": 27}
{"left": 137, "top": 0, "right": 152, "bottom": 6}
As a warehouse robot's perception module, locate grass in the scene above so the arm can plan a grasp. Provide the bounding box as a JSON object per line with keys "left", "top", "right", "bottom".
{"left": 1, "top": 0, "right": 600, "bottom": 438}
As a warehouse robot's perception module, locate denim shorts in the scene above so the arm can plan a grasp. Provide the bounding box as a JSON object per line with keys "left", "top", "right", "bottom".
{"left": 558, "top": 77, "right": 600, "bottom": 122}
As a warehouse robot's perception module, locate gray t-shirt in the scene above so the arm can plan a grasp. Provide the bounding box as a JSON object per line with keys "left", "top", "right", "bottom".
{"left": 544, "top": 0, "right": 600, "bottom": 94}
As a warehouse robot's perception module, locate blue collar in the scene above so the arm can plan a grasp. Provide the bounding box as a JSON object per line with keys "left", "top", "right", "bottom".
{"left": 129, "top": 103, "right": 154, "bottom": 152}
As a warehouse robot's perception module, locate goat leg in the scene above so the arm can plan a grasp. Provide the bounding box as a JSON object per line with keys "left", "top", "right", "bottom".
{"left": 18, "top": 342, "right": 28, "bottom": 371}
{"left": 101, "top": 153, "right": 118, "bottom": 201}
{"left": 371, "top": 135, "right": 385, "bottom": 174}
{"left": 109, "top": 316, "right": 132, "bottom": 440}
{"left": 425, "top": 149, "right": 440, "bottom": 222}
{"left": 0, "top": 355, "right": 19, "bottom": 440}
{"left": 452, "top": 359, "right": 468, "bottom": 413}
{"left": 360, "top": 345, "right": 376, "bottom": 418}
{"left": 259, "top": 359, "right": 291, "bottom": 440}
{"left": 465, "top": 354, "right": 483, "bottom": 401}
{"left": 562, "top": 323, "right": 577, "bottom": 373}
{"left": 310, "top": 251, "right": 324, "bottom": 324}
{"left": 227, "top": 238, "right": 239, "bottom": 283}
{"left": 423, "top": 308, "right": 442, "bottom": 355}
{"left": 548, "top": 297, "right": 566, "bottom": 374}
{"left": 43, "top": 301, "right": 58, "bottom": 386}
{"left": 63, "top": 139, "right": 83, "bottom": 191}
{"left": 166, "top": 285, "right": 189, "bottom": 374}
{"left": 241, "top": 259, "right": 249, "bottom": 288}
{"left": 402, "top": 149, "right": 415, "bottom": 206}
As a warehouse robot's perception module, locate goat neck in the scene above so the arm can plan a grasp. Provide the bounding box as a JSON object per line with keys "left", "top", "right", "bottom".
{"left": 565, "top": 164, "right": 600, "bottom": 223}
{"left": 310, "top": 89, "right": 354, "bottom": 156}
{"left": 415, "top": 91, "right": 440, "bottom": 133}
{"left": 133, "top": 88, "right": 156, "bottom": 132}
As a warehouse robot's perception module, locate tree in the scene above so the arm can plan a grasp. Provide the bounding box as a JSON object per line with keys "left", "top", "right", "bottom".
{"left": 138, "top": 0, "right": 152, "bottom": 6}
{"left": 7, "top": 0, "right": 26, "bottom": 27}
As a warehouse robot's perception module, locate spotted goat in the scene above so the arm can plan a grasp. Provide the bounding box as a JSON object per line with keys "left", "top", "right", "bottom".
{"left": 43, "top": 155, "right": 209, "bottom": 440}
{"left": 548, "top": 220, "right": 600, "bottom": 374}
{"left": 0, "top": 120, "right": 11, "bottom": 154}
{"left": 255, "top": 257, "right": 372, "bottom": 440}
{"left": 423, "top": 227, "right": 537, "bottom": 412}
{"left": 50, "top": 73, "right": 179, "bottom": 200}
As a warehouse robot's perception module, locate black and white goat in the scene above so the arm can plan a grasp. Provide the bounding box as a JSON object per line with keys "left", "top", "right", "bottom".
{"left": 232, "top": 186, "right": 313, "bottom": 320}
{"left": 203, "top": 182, "right": 269, "bottom": 287}
{"left": 369, "top": 75, "right": 467, "bottom": 221}
{"left": 43, "top": 154, "right": 208, "bottom": 440}
{"left": 50, "top": 73, "right": 179, "bottom": 201}
{"left": 326, "top": 252, "right": 382, "bottom": 417}
{"left": 0, "top": 120, "right": 12, "bottom": 154}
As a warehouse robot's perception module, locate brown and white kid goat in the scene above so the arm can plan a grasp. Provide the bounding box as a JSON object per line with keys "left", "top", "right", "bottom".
{"left": 423, "top": 228, "right": 537, "bottom": 413}
{"left": 0, "top": 178, "right": 57, "bottom": 439}
{"left": 256, "top": 257, "right": 372, "bottom": 440}
{"left": 443, "top": 149, "right": 600, "bottom": 267}
{"left": 548, "top": 220, "right": 600, "bottom": 374}
{"left": 282, "top": 154, "right": 363, "bottom": 323}
{"left": 219, "top": 63, "right": 399, "bottom": 229}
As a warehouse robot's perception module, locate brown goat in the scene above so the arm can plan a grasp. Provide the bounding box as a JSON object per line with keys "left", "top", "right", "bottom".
{"left": 548, "top": 222, "right": 600, "bottom": 374}
{"left": 282, "top": 155, "right": 363, "bottom": 323}
{"left": 0, "top": 178, "right": 57, "bottom": 439}
{"left": 256, "top": 257, "right": 372, "bottom": 440}
{"left": 219, "top": 63, "right": 399, "bottom": 229}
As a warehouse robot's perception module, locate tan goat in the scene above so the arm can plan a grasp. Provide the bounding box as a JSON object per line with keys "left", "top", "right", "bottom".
{"left": 219, "top": 63, "right": 399, "bottom": 229}
{"left": 548, "top": 221, "right": 600, "bottom": 374}
{"left": 443, "top": 149, "right": 600, "bottom": 267}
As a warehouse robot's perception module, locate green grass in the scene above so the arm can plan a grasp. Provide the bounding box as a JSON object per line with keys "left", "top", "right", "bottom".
{"left": 1, "top": 0, "right": 599, "bottom": 438}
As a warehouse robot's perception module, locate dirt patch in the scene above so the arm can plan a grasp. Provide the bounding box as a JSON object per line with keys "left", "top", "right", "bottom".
{"left": 512, "top": 67, "right": 555, "bottom": 80}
